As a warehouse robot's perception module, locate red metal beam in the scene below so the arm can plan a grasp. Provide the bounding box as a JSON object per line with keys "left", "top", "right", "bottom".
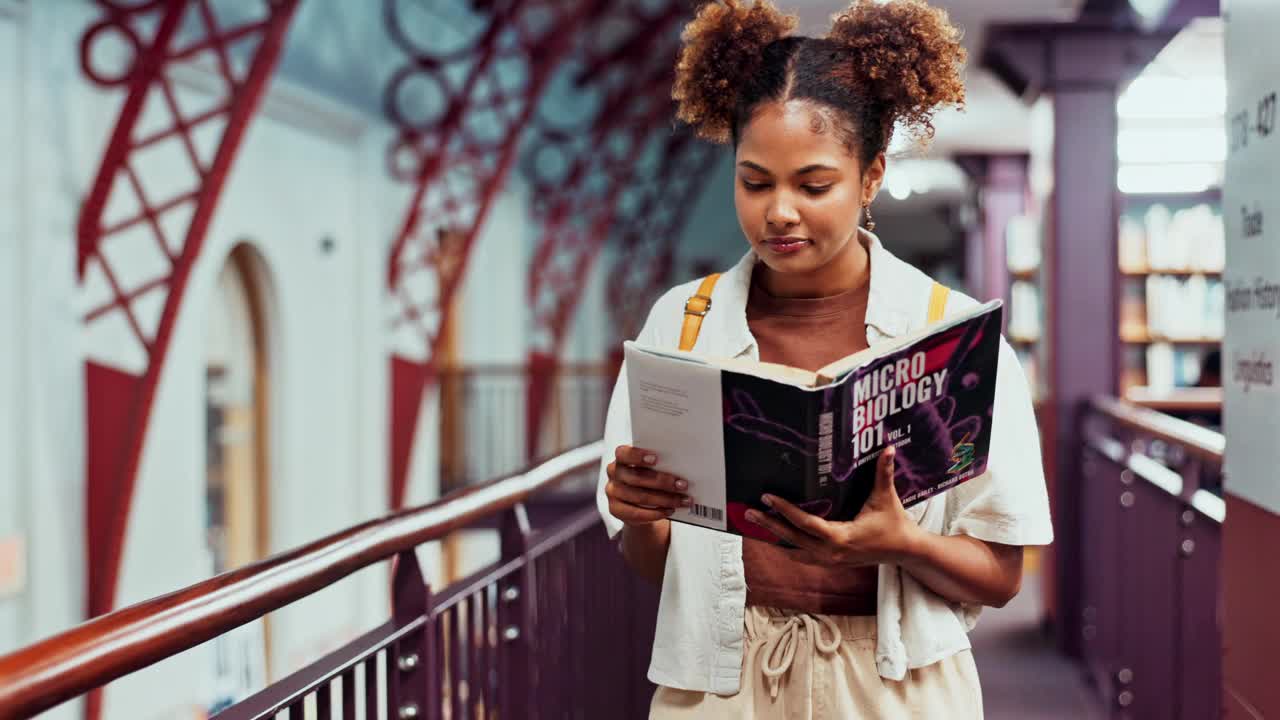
{"left": 77, "top": 1, "right": 301, "bottom": 717}
{"left": 383, "top": 0, "right": 610, "bottom": 509}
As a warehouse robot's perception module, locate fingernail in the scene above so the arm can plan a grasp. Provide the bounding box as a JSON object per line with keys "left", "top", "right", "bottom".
{"left": 761, "top": 494, "right": 774, "bottom": 507}
{"left": 886, "top": 446, "right": 896, "bottom": 459}
{"left": 681, "top": 497, "right": 692, "bottom": 507}
{"left": 643, "top": 454, "right": 657, "bottom": 465}
{"left": 675, "top": 478, "right": 688, "bottom": 490}
{"left": 745, "top": 510, "right": 761, "bottom": 523}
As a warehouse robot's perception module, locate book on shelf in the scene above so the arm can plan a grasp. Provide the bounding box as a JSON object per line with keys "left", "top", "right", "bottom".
{"left": 1144, "top": 343, "right": 1215, "bottom": 391}
{"left": 1143, "top": 274, "right": 1224, "bottom": 341}
{"left": 624, "top": 301, "right": 1003, "bottom": 543}
{"left": 1005, "top": 214, "right": 1042, "bottom": 273}
{"left": 1120, "top": 202, "right": 1225, "bottom": 274}
{"left": 1009, "top": 281, "right": 1042, "bottom": 341}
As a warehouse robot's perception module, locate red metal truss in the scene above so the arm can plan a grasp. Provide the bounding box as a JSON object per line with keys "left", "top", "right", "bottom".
{"left": 77, "top": 1, "right": 300, "bottom": 717}
{"left": 383, "top": 0, "right": 611, "bottom": 510}
{"left": 77, "top": 0, "right": 300, "bottom": 627}
{"left": 605, "top": 131, "right": 720, "bottom": 347}
{"left": 522, "top": 2, "right": 689, "bottom": 458}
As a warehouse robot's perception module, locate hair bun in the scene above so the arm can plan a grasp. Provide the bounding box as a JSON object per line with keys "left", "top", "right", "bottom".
{"left": 672, "top": 0, "right": 797, "bottom": 144}
{"left": 827, "top": 0, "right": 966, "bottom": 146}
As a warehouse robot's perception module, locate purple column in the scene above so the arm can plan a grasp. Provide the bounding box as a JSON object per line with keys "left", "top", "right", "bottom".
{"left": 1051, "top": 82, "right": 1121, "bottom": 659}
{"left": 982, "top": 157, "right": 1027, "bottom": 305}
{"left": 982, "top": 23, "right": 1175, "bottom": 658}
{"left": 959, "top": 155, "right": 1028, "bottom": 305}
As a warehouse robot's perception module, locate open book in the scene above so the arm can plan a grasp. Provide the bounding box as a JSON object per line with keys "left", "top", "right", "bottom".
{"left": 624, "top": 300, "right": 1003, "bottom": 543}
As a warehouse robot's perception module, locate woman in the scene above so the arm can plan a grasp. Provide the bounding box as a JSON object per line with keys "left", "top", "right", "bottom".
{"left": 596, "top": 1, "right": 1054, "bottom": 717}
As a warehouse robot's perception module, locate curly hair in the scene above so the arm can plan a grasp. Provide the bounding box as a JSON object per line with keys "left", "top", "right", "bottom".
{"left": 672, "top": 0, "right": 966, "bottom": 165}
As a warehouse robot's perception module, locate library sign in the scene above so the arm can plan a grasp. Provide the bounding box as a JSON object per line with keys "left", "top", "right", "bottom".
{"left": 1224, "top": 0, "right": 1280, "bottom": 515}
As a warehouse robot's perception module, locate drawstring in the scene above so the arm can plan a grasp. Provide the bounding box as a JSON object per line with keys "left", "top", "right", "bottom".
{"left": 757, "top": 613, "right": 843, "bottom": 700}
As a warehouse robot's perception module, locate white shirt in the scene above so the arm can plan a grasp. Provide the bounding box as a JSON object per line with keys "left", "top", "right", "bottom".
{"left": 595, "top": 230, "right": 1054, "bottom": 694}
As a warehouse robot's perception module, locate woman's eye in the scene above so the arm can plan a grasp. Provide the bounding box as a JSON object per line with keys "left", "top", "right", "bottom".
{"left": 803, "top": 185, "right": 833, "bottom": 195}
{"left": 741, "top": 179, "right": 770, "bottom": 191}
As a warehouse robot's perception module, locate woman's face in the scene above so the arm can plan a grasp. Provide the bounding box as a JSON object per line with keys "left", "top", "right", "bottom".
{"left": 734, "top": 100, "right": 884, "bottom": 275}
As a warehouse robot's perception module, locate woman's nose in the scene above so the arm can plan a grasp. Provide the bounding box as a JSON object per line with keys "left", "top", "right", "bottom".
{"left": 766, "top": 195, "right": 800, "bottom": 228}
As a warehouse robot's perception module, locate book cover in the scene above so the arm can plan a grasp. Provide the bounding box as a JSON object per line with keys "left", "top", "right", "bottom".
{"left": 624, "top": 301, "right": 1003, "bottom": 544}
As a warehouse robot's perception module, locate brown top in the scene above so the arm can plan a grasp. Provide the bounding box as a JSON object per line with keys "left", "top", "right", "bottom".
{"left": 741, "top": 267, "right": 878, "bottom": 615}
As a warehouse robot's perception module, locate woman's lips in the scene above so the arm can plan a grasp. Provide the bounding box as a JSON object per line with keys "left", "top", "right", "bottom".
{"left": 762, "top": 237, "right": 810, "bottom": 254}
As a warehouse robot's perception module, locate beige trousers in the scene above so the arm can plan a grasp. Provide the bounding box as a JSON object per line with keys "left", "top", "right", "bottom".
{"left": 650, "top": 606, "right": 984, "bottom": 720}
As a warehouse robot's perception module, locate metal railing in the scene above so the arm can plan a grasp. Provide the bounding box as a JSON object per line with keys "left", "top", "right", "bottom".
{"left": 1078, "top": 396, "right": 1224, "bottom": 720}
{"left": 437, "top": 364, "right": 613, "bottom": 495}
{"left": 0, "top": 441, "right": 658, "bottom": 720}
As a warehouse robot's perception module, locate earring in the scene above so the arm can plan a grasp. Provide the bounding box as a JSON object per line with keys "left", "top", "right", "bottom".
{"left": 863, "top": 203, "right": 876, "bottom": 232}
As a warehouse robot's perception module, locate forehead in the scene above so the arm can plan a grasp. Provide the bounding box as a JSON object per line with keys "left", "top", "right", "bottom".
{"left": 736, "top": 100, "right": 857, "bottom": 171}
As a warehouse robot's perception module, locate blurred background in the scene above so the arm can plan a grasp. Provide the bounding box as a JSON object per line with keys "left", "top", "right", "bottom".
{"left": 0, "top": 0, "right": 1266, "bottom": 718}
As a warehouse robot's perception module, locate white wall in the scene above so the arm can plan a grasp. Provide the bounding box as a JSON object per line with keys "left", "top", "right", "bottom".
{"left": 2, "top": 5, "right": 91, "bottom": 719}
{"left": 457, "top": 179, "right": 531, "bottom": 367}
{"left": 0, "top": 0, "right": 25, "bottom": 658}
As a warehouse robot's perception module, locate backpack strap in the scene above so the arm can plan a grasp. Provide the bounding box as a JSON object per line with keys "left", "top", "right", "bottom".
{"left": 927, "top": 282, "right": 951, "bottom": 324}
{"left": 679, "top": 274, "right": 721, "bottom": 351}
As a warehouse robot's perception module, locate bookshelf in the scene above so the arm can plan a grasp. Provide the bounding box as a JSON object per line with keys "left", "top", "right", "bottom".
{"left": 1005, "top": 213, "right": 1048, "bottom": 405}
{"left": 1117, "top": 192, "right": 1224, "bottom": 397}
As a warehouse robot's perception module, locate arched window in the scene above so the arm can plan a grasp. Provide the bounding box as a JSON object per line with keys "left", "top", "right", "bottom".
{"left": 204, "top": 245, "right": 272, "bottom": 710}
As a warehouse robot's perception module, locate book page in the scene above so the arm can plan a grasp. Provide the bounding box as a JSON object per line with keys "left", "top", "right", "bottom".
{"left": 629, "top": 342, "right": 821, "bottom": 388}
{"left": 625, "top": 343, "right": 728, "bottom": 531}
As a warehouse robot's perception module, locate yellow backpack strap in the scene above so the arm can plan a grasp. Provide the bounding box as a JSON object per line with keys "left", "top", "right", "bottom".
{"left": 927, "top": 282, "right": 950, "bottom": 325}
{"left": 679, "top": 274, "right": 721, "bottom": 351}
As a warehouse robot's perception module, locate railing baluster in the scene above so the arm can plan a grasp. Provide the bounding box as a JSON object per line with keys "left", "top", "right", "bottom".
{"left": 457, "top": 600, "right": 472, "bottom": 720}
{"left": 444, "top": 606, "right": 458, "bottom": 720}
{"left": 498, "top": 504, "right": 534, "bottom": 717}
{"left": 432, "top": 608, "right": 447, "bottom": 720}
{"left": 286, "top": 696, "right": 306, "bottom": 720}
{"left": 317, "top": 681, "right": 332, "bottom": 720}
{"left": 391, "top": 551, "right": 434, "bottom": 720}
{"left": 340, "top": 667, "right": 356, "bottom": 720}
{"left": 484, "top": 583, "right": 497, "bottom": 720}
{"left": 362, "top": 655, "right": 379, "bottom": 720}
{"left": 467, "top": 592, "right": 482, "bottom": 720}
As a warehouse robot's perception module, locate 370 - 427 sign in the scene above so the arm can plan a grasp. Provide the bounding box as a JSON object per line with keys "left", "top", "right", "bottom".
{"left": 1231, "top": 90, "right": 1277, "bottom": 153}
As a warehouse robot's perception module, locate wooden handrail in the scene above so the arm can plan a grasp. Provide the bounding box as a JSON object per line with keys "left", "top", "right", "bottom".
{"left": 1090, "top": 395, "right": 1224, "bottom": 462}
{"left": 0, "top": 440, "right": 605, "bottom": 719}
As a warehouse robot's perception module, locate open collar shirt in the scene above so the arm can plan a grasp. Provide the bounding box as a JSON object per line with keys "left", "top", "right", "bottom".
{"left": 596, "top": 230, "right": 1054, "bottom": 694}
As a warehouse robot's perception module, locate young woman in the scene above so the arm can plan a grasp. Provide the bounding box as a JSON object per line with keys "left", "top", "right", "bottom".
{"left": 596, "top": 1, "right": 1053, "bottom": 716}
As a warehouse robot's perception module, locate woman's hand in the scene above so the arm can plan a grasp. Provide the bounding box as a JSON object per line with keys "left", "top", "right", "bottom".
{"left": 744, "top": 445, "right": 920, "bottom": 566}
{"left": 605, "top": 445, "right": 691, "bottom": 527}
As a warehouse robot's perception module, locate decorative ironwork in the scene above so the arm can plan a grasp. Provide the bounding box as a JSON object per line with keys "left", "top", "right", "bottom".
{"left": 383, "top": 0, "right": 608, "bottom": 509}
{"left": 521, "top": 1, "right": 689, "bottom": 457}
{"left": 605, "top": 131, "right": 720, "bottom": 345}
{"left": 76, "top": 0, "right": 301, "bottom": 622}
{"left": 77, "top": 2, "right": 300, "bottom": 716}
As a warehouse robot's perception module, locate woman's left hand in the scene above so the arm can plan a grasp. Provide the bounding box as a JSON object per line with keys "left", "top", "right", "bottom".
{"left": 745, "top": 445, "right": 921, "bottom": 567}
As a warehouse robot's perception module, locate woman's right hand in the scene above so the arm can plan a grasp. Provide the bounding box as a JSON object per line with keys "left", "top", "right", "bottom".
{"left": 605, "top": 445, "right": 691, "bottom": 527}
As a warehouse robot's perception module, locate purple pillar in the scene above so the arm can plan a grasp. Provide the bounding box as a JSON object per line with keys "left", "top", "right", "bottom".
{"left": 982, "top": 23, "right": 1174, "bottom": 658}
{"left": 982, "top": 157, "right": 1026, "bottom": 305}
{"left": 959, "top": 155, "right": 1028, "bottom": 305}
{"left": 1051, "top": 82, "right": 1121, "bottom": 659}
